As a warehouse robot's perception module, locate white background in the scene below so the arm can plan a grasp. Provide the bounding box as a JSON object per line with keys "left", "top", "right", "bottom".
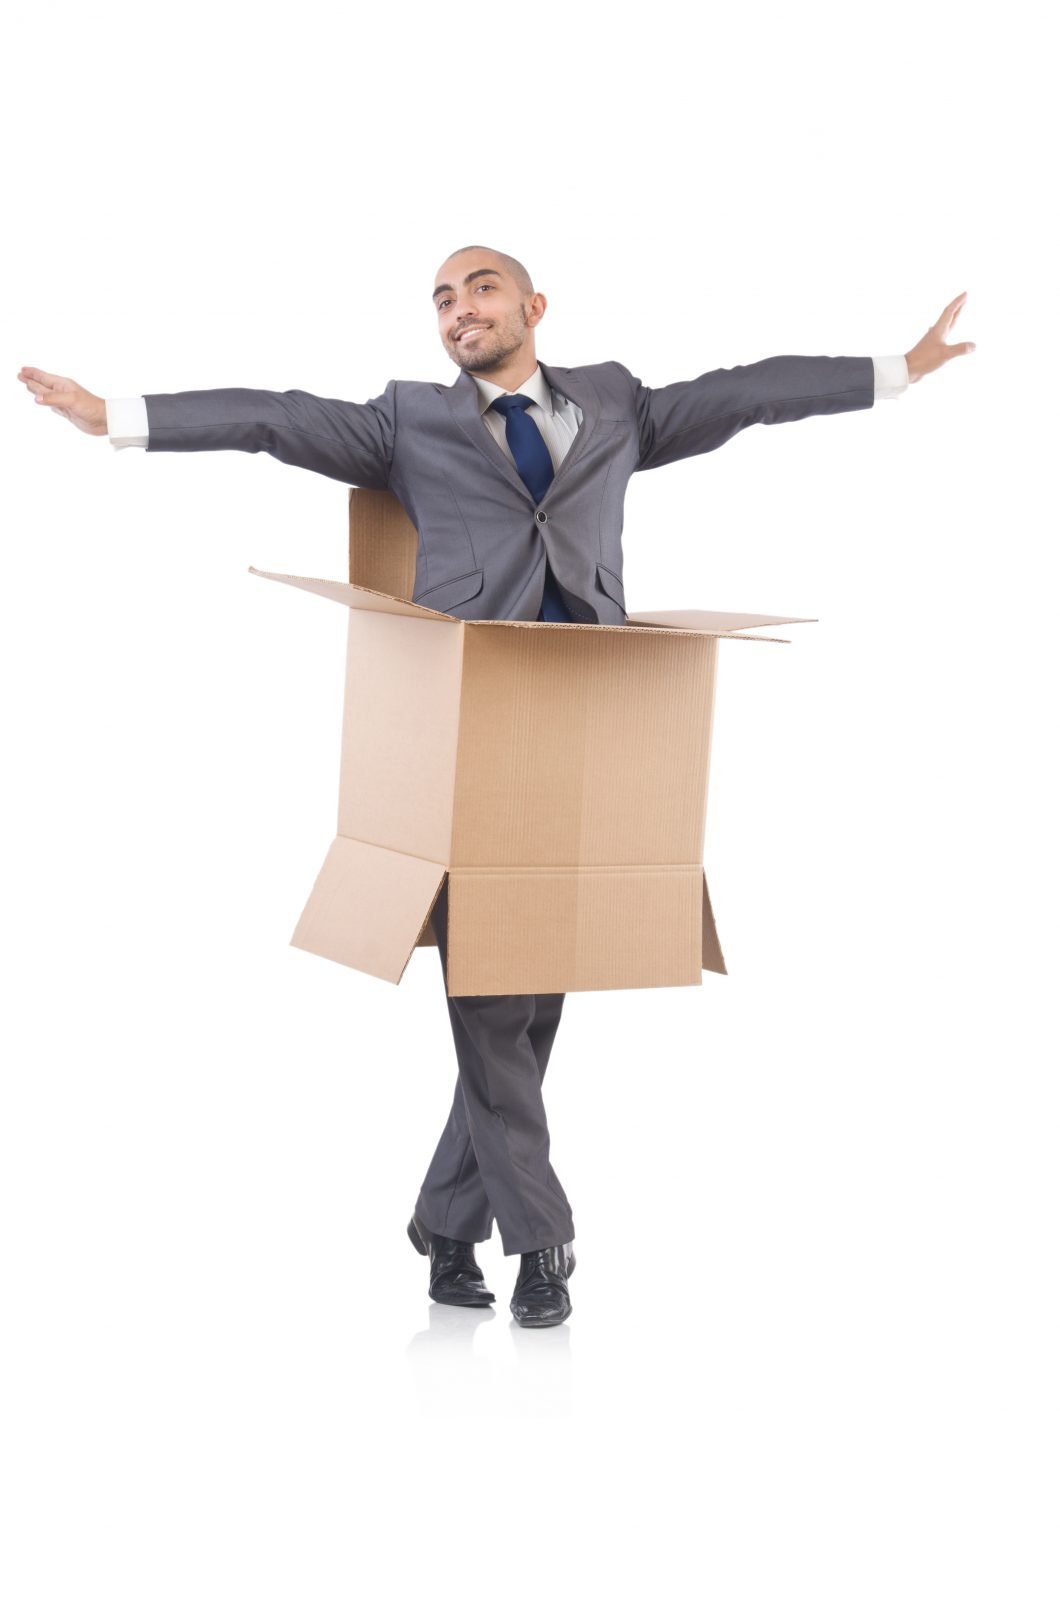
{"left": 3, "top": 1, "right": 1056, "bottom": 1595}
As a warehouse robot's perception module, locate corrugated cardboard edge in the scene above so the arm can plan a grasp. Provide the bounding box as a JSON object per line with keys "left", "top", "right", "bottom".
{"left": 249, "top": 569, "right": 804, "bottom": 640}
{"left": 468, "top": 618, "right": 794, "bottom": 641}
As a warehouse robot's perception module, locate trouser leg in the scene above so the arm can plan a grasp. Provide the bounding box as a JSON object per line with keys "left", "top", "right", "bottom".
{"left": 414, "top": 877, "right": 574, "bottom": 1256}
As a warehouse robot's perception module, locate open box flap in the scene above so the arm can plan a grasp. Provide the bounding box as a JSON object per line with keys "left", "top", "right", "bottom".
{"left": 627, "top": 608, "right": 816, "bottom": 637}
{"left": 249, "top": 567, "right": 460, "bottom": 623}
{"left": 702, "top": 870, "right": 727, "bottom": 976}
{"left": 290, "top": 836, "right": 446, "bottom": 984}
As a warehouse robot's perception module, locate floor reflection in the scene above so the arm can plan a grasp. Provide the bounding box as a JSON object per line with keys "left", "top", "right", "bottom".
{"left": 405, "top": 1301, "right": 497, "bottom": 1355}
{"left": 405, "top": 1300, "right": 575, "bottom": 1417}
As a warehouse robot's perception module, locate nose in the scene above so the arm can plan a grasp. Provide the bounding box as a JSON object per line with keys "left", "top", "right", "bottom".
{"left": 456, "top": 290, "right": 486, "bottom": 321}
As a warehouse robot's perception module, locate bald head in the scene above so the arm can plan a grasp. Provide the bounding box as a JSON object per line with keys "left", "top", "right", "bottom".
{"left": 439, "top": 244, "right": 534, "bottom": 297}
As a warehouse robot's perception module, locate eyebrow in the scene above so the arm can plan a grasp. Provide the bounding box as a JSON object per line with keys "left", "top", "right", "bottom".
{"left": 432, "top": 268, "right": 502, "bottom": 302}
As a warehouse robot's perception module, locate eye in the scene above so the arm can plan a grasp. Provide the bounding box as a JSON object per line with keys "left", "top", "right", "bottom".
{"left": 477, "top": 283, "right": 494, "bottom": 291}
{"left": 437, "top": 298, "right": 450, "bottom": 311}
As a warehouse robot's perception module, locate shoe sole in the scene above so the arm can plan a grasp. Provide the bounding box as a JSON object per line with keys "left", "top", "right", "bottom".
{"left": 430, "top": 1288, "right": 496, "bottom": 1307}
{"left": 511, "top": 1303, "right": 573, "bottom": 1329}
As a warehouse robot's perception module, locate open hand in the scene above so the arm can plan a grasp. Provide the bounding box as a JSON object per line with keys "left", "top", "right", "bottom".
{"left": 17, "top": 367, "right": 108, "bottom": 436}
{"left": 905, "top": 293, "right": 976, "bottom": 384}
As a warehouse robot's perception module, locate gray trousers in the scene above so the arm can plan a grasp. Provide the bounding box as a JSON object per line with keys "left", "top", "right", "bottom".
{"left": 414, "top": 876, "right": 576, "bottom": 1256}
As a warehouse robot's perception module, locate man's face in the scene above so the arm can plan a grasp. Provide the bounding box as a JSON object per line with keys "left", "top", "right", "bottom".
{"left": 433, "top": 253, "right": 535, "bottom": 374}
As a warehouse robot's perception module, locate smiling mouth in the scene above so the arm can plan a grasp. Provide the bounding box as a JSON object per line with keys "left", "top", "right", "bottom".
{"left": 455, "top": 325, "right": 490, "bottom": 343}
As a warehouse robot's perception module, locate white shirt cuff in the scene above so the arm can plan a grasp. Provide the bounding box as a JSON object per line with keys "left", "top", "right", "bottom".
{"left": 872, "top": 354, "right": 909, "bottom": 399}
{"left": 106, "top": 396, "right": 149, "bottom": 448}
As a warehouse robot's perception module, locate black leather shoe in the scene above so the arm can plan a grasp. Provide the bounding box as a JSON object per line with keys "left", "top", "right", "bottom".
{"left": 510, "top": 1242, "right": 576, "bottom": 1328}
{"left": 407, "top": 1213, "right": 495, "bottom": 1307}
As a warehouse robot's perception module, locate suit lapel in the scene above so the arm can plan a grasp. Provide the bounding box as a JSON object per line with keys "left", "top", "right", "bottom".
{"left": 536, "top": 361, "right": 600, "bottom": 501}
{"left": 445, "top": 362, "right": 603, "bottom": 507}
{"left": 444, "top": 369, "right": 534, "bottom": 503}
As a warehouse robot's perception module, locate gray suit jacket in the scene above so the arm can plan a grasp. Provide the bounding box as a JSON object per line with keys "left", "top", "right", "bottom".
{"left": 143, "top": 354, "right": 875, "bottom": 624}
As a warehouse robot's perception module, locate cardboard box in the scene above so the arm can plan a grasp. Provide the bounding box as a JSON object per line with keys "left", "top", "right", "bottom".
{"left": 250, "top": 489, "right": 810, "bottom": 996}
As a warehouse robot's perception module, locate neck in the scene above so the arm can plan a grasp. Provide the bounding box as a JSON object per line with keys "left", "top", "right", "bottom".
{"left": 474, "top": 345, "right": 539, "bottom": 392}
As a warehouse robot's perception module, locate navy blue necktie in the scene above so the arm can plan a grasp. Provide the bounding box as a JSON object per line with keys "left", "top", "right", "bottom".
{"left": 489, "top": 393, "right": 573, "bottom": 623}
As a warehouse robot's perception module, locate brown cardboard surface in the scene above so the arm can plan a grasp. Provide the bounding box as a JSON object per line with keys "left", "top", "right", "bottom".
{"left": 450, "top": 626, "right": 714, "bottom": 869}
{"left": 337, "top": 609, "right": 463, "bottom": 863}
{"left": 701, "top": 870, "right": 726, "bottom": 976}
{"left": 346, "top": 487, "right": 419, "bottom": 600}
{"left": 251, "top": 491, "right": 809, "bottom": 994}
{"left": 291, "top": 836, "right": 445, "bottom": 982}
{"left": 446, "top": 867, "right": 704, "bottom": 995}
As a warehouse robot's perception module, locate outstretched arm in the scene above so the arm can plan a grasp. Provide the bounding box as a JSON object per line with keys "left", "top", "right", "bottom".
{"left": 17, "top": 369, "right": 396, "bottom": 490}
{"left": 629, "top": 352, "right": 877, "bottom": 472}
{"left": 628, "top": 292, "right": 975, "bottom": 472}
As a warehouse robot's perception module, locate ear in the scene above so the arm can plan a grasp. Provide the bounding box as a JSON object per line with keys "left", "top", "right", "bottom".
{"left": 526, "top": 291, "right": 548, "bottom": 329}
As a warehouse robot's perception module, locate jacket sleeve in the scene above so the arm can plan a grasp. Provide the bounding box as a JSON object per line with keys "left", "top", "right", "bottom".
{"left": 619, "top": 355, "right": 875, "bottom": 472}
{"left": 143, "top": 382, "right": 397, "bottom": 489}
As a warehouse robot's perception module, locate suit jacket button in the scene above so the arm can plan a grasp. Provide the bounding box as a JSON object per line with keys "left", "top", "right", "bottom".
{"left": 535, "top": 510, "right": 548, "bottom": 523}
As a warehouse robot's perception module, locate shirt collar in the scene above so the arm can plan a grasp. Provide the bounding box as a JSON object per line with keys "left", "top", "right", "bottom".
{"left": 471, "top": 364, "right": 554, "bottom": 418}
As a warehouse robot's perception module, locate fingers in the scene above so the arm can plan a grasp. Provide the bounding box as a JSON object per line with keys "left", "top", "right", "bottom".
{"left": 18, "top": 367, "right": 79, "bottom": 407}
{"left": 944, "top": 293, "right": 975, "bottom": 353}
{"left": 19, "top": 368, "right": 76, "bottom": 403}
{"left": 935, "top": 291, "right": 968, "bottom": 331}
{"left": 18, "top": 366, "right": 69, "bottom": 390}
{"left": 925, "top": 293, "right": 976, "bottom": 362}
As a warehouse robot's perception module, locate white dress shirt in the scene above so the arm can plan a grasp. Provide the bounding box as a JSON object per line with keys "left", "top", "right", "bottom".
{"left": 105, "top": 354, "right": 909, "bottom": 451}
{"left": 471, "top": 365, "right": 584, "bottom": 471}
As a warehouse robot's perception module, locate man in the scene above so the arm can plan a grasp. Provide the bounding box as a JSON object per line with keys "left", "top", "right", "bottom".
{"left": 17, "top": 248, "right": 975, "bottom": 1329}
